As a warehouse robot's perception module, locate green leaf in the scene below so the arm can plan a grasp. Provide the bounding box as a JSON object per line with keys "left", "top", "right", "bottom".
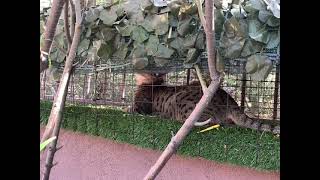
{"left": 154, "top": 14, "right": 169, "bottom": 35}
{"left": 246, "top": 54, "right": 273, "bottom": 81}
{"left": 178, "top": 3, "right": 198, "bottom": 16}
{"left": 243, "top": 1, "right": 259, "bottom": 13}
{"left": 266, "top": 31, "right": 279, "bottom": 49}
{"left": 85, "top": 7, "right": 100, "bottom": 23}
{"left": 219, "top": 17, "right": 246, "bottom": 58}
{"left": 85, "top": 27, "right": 92, "bottom": 38}
{"left": 116, "top": 24, "right": 134, "bottom": 36}
{"left": 216, "top": 50, "right": 225, "bottom": 73}
{"left": 143, "top": 14, "right": 169, "bottom": 35}
{"left": 40, "top": 20, "right": 45, "bottom": 34}
{"left": 140, "top": 21, "right": 154, "bottom": 32}
{"left": 249, "top": 0, "right": 266, "bottom": 11}
{"left": 145, "top": 35, "right": 159, "bottom": 56}
{"left": 131, "top": 26, "right": 149, "bottom": 43}
{"left": 113, "top": 44, "right": 128, "bottom": 61}
{"left": 49, "top": 49, "right": 66, "bottom": 63}
{"left": 97, "top": 43, "right": 114, "bottom": 60}
{"left": 195, "top": 32, "right": 205, "bottom": 50}
{"left": 54, "top": 32, "right": 65, "bottom": 49}
{"left": 40, "top": 136, "right": 56, "bottom": 152}
{"left": 248, "top": 20, "right": 269, "bottom": 43}
{"left": 116, "top": 6, "right": 125, "bottom": 17}
{"left": 140, "top": 0, "right": 153, "bottom": 11}
{"left": 169, "top": 37, "right": 184, "bottom": 55}
{"left": 169, "top": 15, "right": 178, "bottom": 27}
{"left": 267, "top": 0, "right": 280, "bottom": 18}
{"left": 241, "top": 39, "right": 264, "bottom": 57}
{"left": 104, "top": 0, "right": 121, "bottom": 7}
{"left": 100, "top": 27, "right": 116, "bottom": 41}
{"left": 183, "top": 34, "right": 197, "bottom": 49}
{"left": 132, "top": 44, "right": 147, "bottom": 58}
{"left": 258, "top": 10, "right": 273, "bottom": 23}
{"left": 154, "top": 57, "right": 169, "bottom": 67}
{"left": 78, "top": 39, "right": 90, "bottom": 54}
{"left": 220, "top": 37, "right": 246, "bottom": 58}
{"left": 266, "top": 16, "right": 280, "bottom": 27}
{"left": 40, "top": 34, "right": 45, "bottom": 48}
{"left": 155, "top": 44, "right": 174, "bottom": 59}
{"left": 87, "top": 46, "right": 99, "bottom": 62}
{"left": 185, "top": 48, "right": 200, "bottom": 64}
{"left": 223, "top": 17, "right": 246, "bottom": 38}
{"left": 177, "top": 16, "right": 193, "bottom": 36}
{"left": 231, "top": 6, "right": 247, "bottom": 19}
{"left": 100, "top": 8, "right": 118, "bottom": 26}
{"left": 132, "top": 57, "right": 148, "bottom": 69}
{"left": 215, "top": 9, "right": 225, "bottom": 36}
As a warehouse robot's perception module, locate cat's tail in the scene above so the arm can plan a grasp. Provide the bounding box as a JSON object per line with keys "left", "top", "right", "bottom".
{"left": 228, "top": 110, "right": 280, "bottom": 135}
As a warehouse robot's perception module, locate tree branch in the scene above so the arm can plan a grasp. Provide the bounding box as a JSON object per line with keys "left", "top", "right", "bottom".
{"left": 69, "top": 0, "right": 76, "bottom": 39}
{"left": 40, "top": 0, "right": 66, "bottom": 73}
{"left": 143, "top": 80, "right": 220, "bottom": 180}
{"left": 41, "top": 0, "right": 83, "bottom": 179}
{"left": 194, "top": 64, "right": 208, "bottom": 92}
{"left": 205, "top": 0, "right": 219, "bottom": 79}
{"left": 143, "top": 0, "right": 221, "bottom": 179}
{"left": 196, "top": 0, "right": 207, "bottom": 32}
{"left": 64, "top": 0, "right": 72, "bottom": 49}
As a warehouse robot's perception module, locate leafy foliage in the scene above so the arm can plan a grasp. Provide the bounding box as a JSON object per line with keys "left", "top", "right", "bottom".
{"left": 40, "top": 136, "right": 56, "bottom": 152}
{"left": 40, "top": 0, "right": 280, "bottom": 80}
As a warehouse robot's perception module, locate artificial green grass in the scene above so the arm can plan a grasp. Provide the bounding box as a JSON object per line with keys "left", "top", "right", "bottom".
{"left": 40, "top": 100, "right": 280, "bottom": 171}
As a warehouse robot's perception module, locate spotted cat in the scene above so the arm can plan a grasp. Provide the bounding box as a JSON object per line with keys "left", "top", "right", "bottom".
{"left": 132, "top": 73, "right": 280, "bottom": 134}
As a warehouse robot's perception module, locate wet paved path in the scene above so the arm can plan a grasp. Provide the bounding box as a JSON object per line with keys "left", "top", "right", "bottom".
{"left": 40, "top": 127, "right": 279, "bottom": 180}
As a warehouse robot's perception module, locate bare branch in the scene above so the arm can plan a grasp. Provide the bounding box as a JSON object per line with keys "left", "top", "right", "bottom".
{"left": 40, "top": 0, "right": 66, "bottom": 73}
{"left": 205, "top": 0, "right": 219, "bottom": 79}
{"left": 194, "top": 64, "right": 208, "bottom": 92}
{"left": 41, "top": 0, "right": 83, "bottom": 144}
{"left": 143, "top": 80, "right": 220, "bottom": 179}
{"left": 41, "top": 1, "right": 83, "bottom": 179}
{"left": 64, "top": 0, "right": 72, "bottom": 48}
{"left": 69, "top": 0, "right": 76, "bottom": 39}
{"left": 196, "top": 0, "right": 207, "bottom": 32}
{"left": 143, "top": 1, "right": 221, "bottom": 179}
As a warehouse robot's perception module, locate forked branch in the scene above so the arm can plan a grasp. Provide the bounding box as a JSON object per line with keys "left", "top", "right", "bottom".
{"left": 41, "top": 0, "right": 83, "bottom": 179}
{"left": 143, "top": 0, "right": 221, "bottom": 179}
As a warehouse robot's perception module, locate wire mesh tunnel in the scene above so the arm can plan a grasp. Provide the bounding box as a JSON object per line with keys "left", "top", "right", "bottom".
{"left": 40, "top": 55, "right": 280, "bottom": 170}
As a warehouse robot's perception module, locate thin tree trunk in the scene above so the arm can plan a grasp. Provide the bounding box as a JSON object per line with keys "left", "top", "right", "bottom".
{"left": 69, "top": 0, "right": 76, "bottom": 39}
{"left": 143, "top": 0, "right": 220, "bottom": 179}
{"left": 41, "top": 0, "right": 83, "bottom": 178}
{"left": 41, "top": 0, "right": 83, "bottom": 145}
{"left": 64, "top": 0, "right": 72, "bottom": 49}
{"left": 40, "top": 0, "right": 66, "bottom": 73}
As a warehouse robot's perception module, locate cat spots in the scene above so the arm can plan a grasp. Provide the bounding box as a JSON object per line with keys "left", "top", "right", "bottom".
{"left": 133, "top": 73, "right": 280, "bottom": 134}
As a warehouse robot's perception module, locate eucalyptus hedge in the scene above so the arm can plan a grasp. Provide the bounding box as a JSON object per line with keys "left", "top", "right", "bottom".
{"left": 40, "top": 0, "right": 279, "bottom": 81}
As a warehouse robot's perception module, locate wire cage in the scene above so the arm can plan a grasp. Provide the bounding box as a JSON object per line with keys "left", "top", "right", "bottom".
{"left": 40, "top": 54, "right": 280, "bottom": 170}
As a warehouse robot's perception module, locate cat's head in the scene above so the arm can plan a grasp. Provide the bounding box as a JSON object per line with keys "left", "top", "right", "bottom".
{"left": 135, "top": 73, "right": 166, "bottom": 86}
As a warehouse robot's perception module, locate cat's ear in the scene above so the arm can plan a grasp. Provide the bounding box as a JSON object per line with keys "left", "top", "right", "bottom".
{"left": 135, "top": 73, "right": 147, "bottom": 85}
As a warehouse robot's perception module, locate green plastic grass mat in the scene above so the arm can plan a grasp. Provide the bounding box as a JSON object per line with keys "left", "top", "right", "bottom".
{"left": 40, "top": 100, "right": 279, "bottom": 171}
